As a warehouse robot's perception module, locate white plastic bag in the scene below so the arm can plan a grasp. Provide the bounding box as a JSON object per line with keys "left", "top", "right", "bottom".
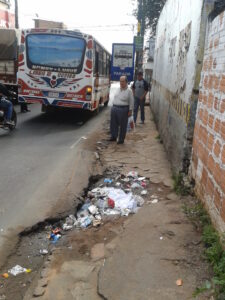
{"left": 127, "top": 116, "right": 135, "bottom": 132}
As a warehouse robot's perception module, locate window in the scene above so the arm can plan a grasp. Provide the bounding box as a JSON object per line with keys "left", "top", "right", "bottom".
{"left": 26, "top": 34, "right": 86, "bottom": 72}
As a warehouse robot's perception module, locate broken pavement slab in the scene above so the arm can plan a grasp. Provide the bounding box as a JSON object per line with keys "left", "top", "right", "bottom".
{"left": 91, "top": 243, "right": 105, "bottom": 261}
{"left": 60, "top": 261, "right": 96, "bottom": 282}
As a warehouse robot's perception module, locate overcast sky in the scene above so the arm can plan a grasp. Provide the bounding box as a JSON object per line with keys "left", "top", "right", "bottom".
{"left": 15, "top": 0, "right": 137, "bottom": 53}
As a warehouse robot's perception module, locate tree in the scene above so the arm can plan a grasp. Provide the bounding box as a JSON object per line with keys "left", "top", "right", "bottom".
{"left": 133, "top": 0, "right": 166, "bottom": 36}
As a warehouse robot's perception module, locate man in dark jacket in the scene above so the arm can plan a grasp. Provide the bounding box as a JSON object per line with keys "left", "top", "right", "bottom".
{"left": 132, "top": 71, "right": 148, "bottom": 124}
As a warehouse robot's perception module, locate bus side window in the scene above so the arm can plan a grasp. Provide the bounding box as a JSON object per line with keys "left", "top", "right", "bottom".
{"left": 95, "top": 51, "right": 99, "bottom": 75}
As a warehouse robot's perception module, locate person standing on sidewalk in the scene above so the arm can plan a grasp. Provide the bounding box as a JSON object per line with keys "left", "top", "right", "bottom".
{"left": 109, "top": 75, "right": 134, "bottom": 144}
{"left": 132, "top": 70, "right": 149, "bottom": 124}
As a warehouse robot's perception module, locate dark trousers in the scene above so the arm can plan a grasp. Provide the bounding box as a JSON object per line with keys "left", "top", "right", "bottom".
{"left": 0, "top": 98, "right": 13, "bottom": 121}
{"left": 20, "top": 102, "right": 28, "bottom": 112}
{"left": 110, "top": 105, "right": 129, "bottom": 142}
{"left": 133, "top": 97, "right": 145, "bottom": 123}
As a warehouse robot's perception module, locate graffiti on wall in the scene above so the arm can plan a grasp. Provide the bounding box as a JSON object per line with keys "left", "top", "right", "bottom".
{"left": 176, "top": 22, "right": 192, "bottom": 93}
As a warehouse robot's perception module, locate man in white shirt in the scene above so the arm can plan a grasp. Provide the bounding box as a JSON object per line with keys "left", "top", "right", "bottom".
{"left": 109, "top": 76, "right": 134, "bottom": 144}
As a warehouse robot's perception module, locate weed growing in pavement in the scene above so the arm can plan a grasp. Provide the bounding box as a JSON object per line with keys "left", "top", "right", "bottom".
{"left": 155, "top": 134, "right": 160, "bottom": 140}
{"left": 172, "top": 173, "right": 191, "bottom": 196}
{"left": 183, "top": 200, "right": 225, "bottom": 299}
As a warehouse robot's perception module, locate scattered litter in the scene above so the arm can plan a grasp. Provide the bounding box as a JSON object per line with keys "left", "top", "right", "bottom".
{"left": 95, "top": 152, "right": 100, "bottom": 160}
{"left": 80, "top": 216, "right": 93, "bottom": 228}
{"left": 63, "top": 215, "right": 77, "bottom": 230}
{"left": 131, "top": 182, "right": 142, "bottom": 189}
{"left": 151, "top": 199, "right": 158, "bottom": 204}
{"left": 133, "top": 195, "right": 145, "bottom": 207}
{"left": 57, "top": 170, "right": 149, "bottom": 233}
{"left": 93, "top": 220, "right": 101, "bottom": 227}
{"left": 176, "top": 279, "right": 183, "bottom": 286}
{"left": 108, "top": 198, "right": 115, "bottom": 209}
{"left": 121, "top": 177, "right": 130, "bottom": 183}
{"left": 50, "top": 233, "right": 61, "bottom": 243}
{"left": 126, "top": 171, "right": 138, "bottom": 178}
{"left": 1, "top": 273, "right": 9, "bottom": 279}
{"left": 138, "top": 177, "right": 146, "bottom": 181}
{"left": 160, "top": 236, "right": 163, "bottom": 240}
{"left": 8, "top": 265, "right": 30, "bottom": 276}
{"left": 95, "top": 214, "right": 102, "bottom": 220}
{"left": 88, "top": 205, "right": 99, "bottom": 215}
{"left": 141, "top": 181, "right": 147, "bottom": 188}
{"left": 81, "top": 136, "right": 87, "bottom": 140}
{"left": 40, "top": 249, "right": 48, "bottom": 255}
{"left": 104, "top": 178, "right": 113, "bottom": 184}
{"left": 104, "top": 209, "right": 121, "bottom": 216}
{"left": 141, "top": 190, "right": 148, "bottom": 195}
{"left": 52, "top": 228, "right": 61, "bottom": 235}
{"left": 0, "top": 229, "right": 3, "bottom": 232}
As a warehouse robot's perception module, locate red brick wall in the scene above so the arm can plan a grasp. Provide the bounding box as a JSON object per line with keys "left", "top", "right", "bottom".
{"left": 191, "top": 10, "right": 225, "bottom": 231}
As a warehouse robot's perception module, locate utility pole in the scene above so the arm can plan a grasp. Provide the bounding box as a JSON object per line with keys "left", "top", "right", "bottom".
{"left": 134, "top": 0, "right": 144, "bottom": 78}
{"left": 15, "top": 0, "right": 19, "bottom": 28}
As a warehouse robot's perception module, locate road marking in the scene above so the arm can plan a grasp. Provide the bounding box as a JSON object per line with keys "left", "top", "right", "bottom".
{"left": 70, "top": 136, "right": 87, "bottom": 149}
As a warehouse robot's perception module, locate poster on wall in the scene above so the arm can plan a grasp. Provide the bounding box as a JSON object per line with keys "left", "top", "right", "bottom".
{"left": 110, "top": 43, "right": 135, "bottom": 82}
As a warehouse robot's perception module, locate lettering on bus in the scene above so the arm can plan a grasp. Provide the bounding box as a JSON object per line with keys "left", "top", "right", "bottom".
{"left": 29, "top": 70, "right": 76, "bottom": 79}
{"left": 23, "top": 89, "right": 40, "bottom": 95}
{"left": 31, "top": 64, "right": 77, "bottom": 73}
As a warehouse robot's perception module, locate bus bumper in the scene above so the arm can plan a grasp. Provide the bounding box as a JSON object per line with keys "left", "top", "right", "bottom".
{"left": 18, "top": 96, "right": 91, "bottom": 110}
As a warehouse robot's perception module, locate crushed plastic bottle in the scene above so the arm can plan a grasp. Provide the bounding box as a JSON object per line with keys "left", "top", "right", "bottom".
{"left": 80, "top": 216, "right": 92, "bottom": 228}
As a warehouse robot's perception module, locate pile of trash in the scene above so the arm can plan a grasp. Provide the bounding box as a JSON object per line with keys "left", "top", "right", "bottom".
{"left": 62, "top": 171, "right": 149, "bottom": 230}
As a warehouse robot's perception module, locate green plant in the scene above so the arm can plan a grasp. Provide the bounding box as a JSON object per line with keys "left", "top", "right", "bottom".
{"left": 184, "top": 200, "right": 225, "bottom": 298}
{"left": 193, "top": 280, "right": 212, "bottom": 297}
{"left": 172, "top": 173, "right": 190, "bottom": 196}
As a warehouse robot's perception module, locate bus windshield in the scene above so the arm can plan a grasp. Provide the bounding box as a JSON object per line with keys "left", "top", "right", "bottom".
{"left": 26, "top": 34, "right": 86, "bottom": 72}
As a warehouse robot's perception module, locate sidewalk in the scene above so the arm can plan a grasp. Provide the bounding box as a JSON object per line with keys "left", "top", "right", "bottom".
{"left": 24, "top": 106, "right": 211, "bottom": 300}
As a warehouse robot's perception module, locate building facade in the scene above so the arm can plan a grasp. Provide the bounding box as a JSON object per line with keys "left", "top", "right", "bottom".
{"left": 0, "top": 0, "right": 15, "bottom": 28}
{"left": 151, "top": 0, "right": 215, "bottom": 173}
{"left": 191, "top": 7, "right": 225, "bottom": 232}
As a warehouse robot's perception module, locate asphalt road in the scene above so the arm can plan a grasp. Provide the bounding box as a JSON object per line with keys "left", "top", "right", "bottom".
{"left": 0, "top": 101, "right": 110, "bottom": 264}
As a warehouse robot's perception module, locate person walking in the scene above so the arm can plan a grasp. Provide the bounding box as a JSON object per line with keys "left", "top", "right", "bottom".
{"left": 109, "top": 75, "right": 134, "bottom": 144}
{"left": 132, "top": 71, "right": 149, "bottom": 124}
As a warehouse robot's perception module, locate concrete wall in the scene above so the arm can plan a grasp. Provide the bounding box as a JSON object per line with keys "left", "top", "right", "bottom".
{"left": 191, "top": 9, "right": 225, "bottom": 232}
{"left": 151, "top": 0, "right": 215, "bottom": 173}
